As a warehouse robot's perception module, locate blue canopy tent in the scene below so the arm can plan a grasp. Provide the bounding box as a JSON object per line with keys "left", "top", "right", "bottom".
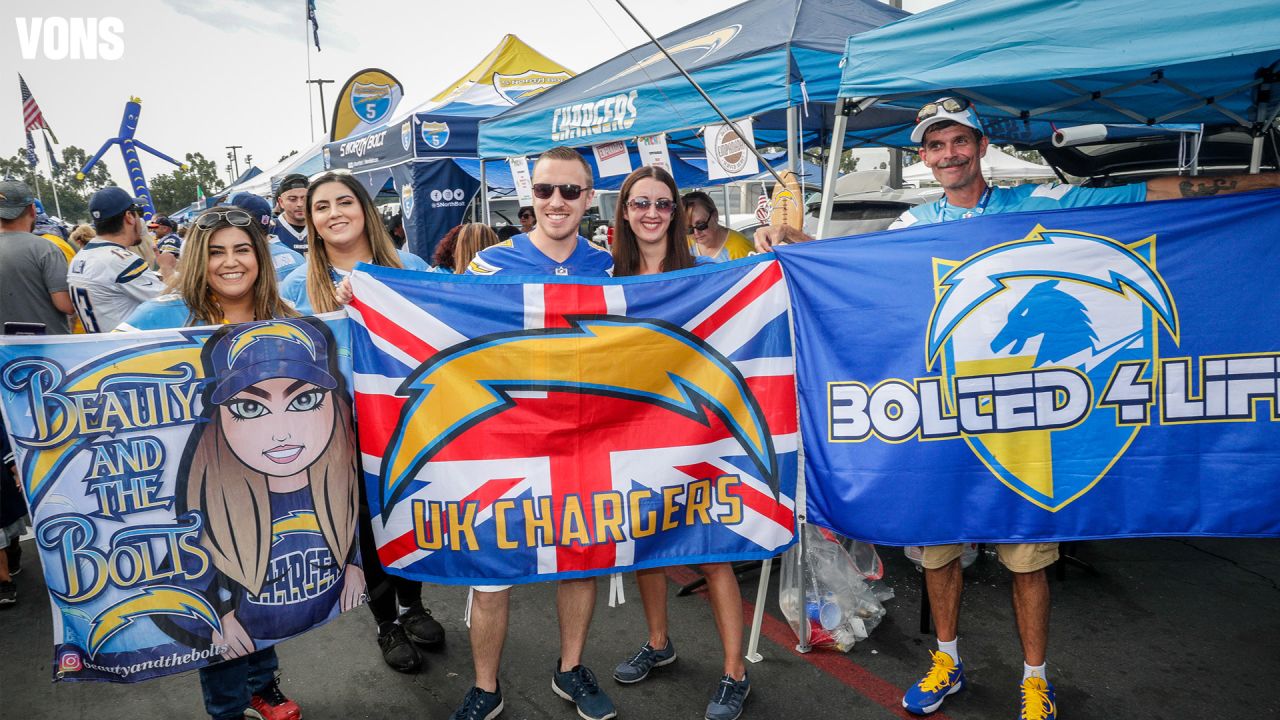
{"left": 477, "top": 0, "right": 916, "bottom": 171}
{"left": 815, "top": 0, "right": 1280, "bottom": 235}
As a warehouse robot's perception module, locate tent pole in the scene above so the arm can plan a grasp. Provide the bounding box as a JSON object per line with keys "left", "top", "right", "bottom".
{"left": 1249, "top": 135, "right": 1264, "bottom": 174}
{"left": 479, "top": 159, "right": 491, "bottom": 224}
{"left": 786, "top": 105, "right": 799, "bottom": 174}
{"left": 816, "top": 98, "right": 850, "bottom": 239}
{"left": 614, "top": 0, "right": 787, "bottom": 187}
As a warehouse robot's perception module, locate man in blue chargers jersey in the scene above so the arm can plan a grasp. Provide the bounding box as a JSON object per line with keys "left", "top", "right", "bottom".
{"left": 887, "top": 98, "right": 1280, "bottom": 720}
{"left": 467, "top": 146, "right": 613, "bottom": 278}
{"left": 273, "top": 174, "right": 310, "bottom": 254}
{"left": 453, "top": 146, "right": 615, "bottom": 720}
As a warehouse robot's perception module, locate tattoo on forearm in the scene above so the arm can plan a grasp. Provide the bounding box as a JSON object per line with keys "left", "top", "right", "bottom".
{"left": 1179, "top": 178, "right": 1239, "bottom": 197}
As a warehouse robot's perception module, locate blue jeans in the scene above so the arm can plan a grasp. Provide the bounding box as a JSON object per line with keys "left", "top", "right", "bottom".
{"left": 199, "top": 647, "right": 278, "bottom": 720}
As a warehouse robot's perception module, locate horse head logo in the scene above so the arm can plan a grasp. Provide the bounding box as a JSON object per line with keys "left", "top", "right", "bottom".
{"left": 927, "top": 227, "right": 1178, "bottom": 511}
{"left": 990, "top": 280, "right": 1098, "bottom": 367}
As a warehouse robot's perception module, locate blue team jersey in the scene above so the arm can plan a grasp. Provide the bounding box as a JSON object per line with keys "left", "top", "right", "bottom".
{"left": 466, "top": 234, "right": 614, "bottom": 277}
{"left": 281, "top": 248, "right": 429, "bottom": 314}
{"left": 232, "top": 486, "right": 348, "bottom": 641}
{"left": 271, "top": 221, "right": 309, "bottom": 254}
{"left": 154, "top": 232, "right": 182, "bottom": 257}
{"left": 117, "top": 294, "right": 197, "bottom": 331}
{"left": 268, "top": 240, "right": 305, "bottom": 282}
{"left": 890, "top": 182, "right": 1148, "bottom": 229}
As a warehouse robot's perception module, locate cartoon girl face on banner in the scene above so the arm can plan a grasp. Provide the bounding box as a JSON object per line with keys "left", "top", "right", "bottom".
{"left": 179, "top": 318, "right": 364, "bottom": 659}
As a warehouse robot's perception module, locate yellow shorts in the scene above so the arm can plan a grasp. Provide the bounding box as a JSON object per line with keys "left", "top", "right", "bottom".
{"left": 921, "top": 543, "right": 1059, "bottom": 573}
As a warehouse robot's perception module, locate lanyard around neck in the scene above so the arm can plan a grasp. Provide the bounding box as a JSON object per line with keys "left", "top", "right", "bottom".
{"left": 940, "top": 186, "right": 993, "bottom": 219}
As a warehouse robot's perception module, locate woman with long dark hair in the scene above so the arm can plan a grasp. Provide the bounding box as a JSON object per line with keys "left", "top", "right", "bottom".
{"left": 608, "top": 167, "right": 749, "bottom": 720}
{"left": 278, "top": 172, "right": 429, "bottom": 314}
{"left": 276, "top": 171, "right": 445, "bottom": 673}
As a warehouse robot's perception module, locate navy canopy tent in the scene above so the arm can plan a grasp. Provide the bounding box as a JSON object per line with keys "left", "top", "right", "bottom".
{"left": 477, "top": 0, "right": 915, "bottom": 161}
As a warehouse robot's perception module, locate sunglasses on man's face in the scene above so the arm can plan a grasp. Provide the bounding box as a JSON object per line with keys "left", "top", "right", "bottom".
{"left": 531, "top": 183, "right": 590, "bottom": 201}
{"left": 518, "top": 213, "right": 533, "bottom": 220}
{"left": 915, "top": 97, "right": 972, "bottom": 124}
{"left": 195, "top": 209, "right": 253, "bottom": 229}
{"left": 627, "top": 197, "right": 676, "bottom": 214}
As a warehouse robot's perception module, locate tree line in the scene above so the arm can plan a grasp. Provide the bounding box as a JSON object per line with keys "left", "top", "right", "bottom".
{"left": 0, "top": 146, "right": 224, "bottom": 223}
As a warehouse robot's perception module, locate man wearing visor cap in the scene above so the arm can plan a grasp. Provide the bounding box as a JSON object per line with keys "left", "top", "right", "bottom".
{"left": 898, "top": 97, "right": 1280, "bottom": 720}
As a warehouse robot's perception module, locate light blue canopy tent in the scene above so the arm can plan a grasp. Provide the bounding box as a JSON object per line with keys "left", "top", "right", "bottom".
{"left": 477, "top": 0, "right": 916, "bottom": 164}
{"left": 815, "top": 0, "right": 1280, "bottom": 235}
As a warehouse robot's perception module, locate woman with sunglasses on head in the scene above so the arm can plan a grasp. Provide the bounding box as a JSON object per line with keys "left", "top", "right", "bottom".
{"left": 682, "top": 191, "right": 753, "bottom": 264}
{"left": 277, "top": 171, "right": 446, "bottom": 674}
{"left": 118, "top": 206, "right": 308, "bottom": 720}
{"left": 120, "top": 206, "right": 299, "bottom": 331}
{"left": 609, "top": 167, "right": 750, "bottom": 720}
{"left": 278, "top": 172, "right": 429, "bottom": 315}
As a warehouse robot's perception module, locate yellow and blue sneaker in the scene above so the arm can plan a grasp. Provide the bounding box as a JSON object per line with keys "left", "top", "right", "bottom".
{"left": 1020, "top": 677, "right": 1057, "bottom": 720}
{"left": 902, "top": 650, "right": 966, "bottom": 715}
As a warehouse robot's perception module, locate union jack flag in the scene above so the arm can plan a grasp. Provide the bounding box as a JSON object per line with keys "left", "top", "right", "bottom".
{"left": 347, "top": 259, "right": 798, "bottom": 584}
{"left": 19, "top": 74, "right": 57, "bottom": 142}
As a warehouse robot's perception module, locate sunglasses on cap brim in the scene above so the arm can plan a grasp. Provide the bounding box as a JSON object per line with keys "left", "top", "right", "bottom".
{"left": 916, "top": 97, "right": 973, "bottom": 123}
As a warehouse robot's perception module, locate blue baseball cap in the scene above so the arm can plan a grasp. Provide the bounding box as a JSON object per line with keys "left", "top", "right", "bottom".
{"left": 225, "top": 192, "right": 273, "bottom": 230}
{"left": 208, "top": 320, "right": 338, "bottom": 405}
{"left": 89, "top": 186, "right": 145, "bottom": 221}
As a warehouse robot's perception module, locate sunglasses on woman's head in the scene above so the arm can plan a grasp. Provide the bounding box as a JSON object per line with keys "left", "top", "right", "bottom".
{"left": 531, "top": 183, "right": 589, "bottom": 201}
{"left": 195, "top": 209, "right": 253, "bottom": 229}
{"left": 626, "top": 197, "right": 676, "bottom": 214}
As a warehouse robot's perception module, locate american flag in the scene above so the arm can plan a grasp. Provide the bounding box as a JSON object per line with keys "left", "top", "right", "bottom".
{"left": 348, "top": 259, "right": 798, "bottom": 584}
{"left": 19, "top": 74, "right": 56, "bottom": 142}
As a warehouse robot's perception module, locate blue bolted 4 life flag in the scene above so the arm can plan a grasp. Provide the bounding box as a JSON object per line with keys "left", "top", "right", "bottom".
{"left": 778, "top": 189, "right": 1280, "bottom": 545}
{"left": 347, "top": 258, "right": 798, "bottom": 585}
{"left": 0, "top": 317, "right": 366, "bottom": 682}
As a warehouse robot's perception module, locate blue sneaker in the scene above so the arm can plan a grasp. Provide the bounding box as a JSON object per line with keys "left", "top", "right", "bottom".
{"left": 1020, "top": 677, "right": 1057, "bottom": 720}
{"left": 902, "top": 650, "right": 965, "bottom": 715}
{"left": 552, "top": 664, "right": 617, "bottom": 720}
{"left": 704, "top": 672, "right": 750, "bottom": 720}
{"left": 612, "top": 638, "right": 678, "bottom": 683}
{"left": 451, "top": 686, "right": 504, "bottom": 720}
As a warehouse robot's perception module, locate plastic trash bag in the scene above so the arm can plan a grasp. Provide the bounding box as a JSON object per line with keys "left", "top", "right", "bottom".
{"left": 778, "top": 525, "right": 887, "bottom": 653}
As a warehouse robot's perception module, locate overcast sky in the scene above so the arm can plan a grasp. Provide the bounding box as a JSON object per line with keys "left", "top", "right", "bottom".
{"left": 3, "top": 0, "right": 944, "bottom": 188}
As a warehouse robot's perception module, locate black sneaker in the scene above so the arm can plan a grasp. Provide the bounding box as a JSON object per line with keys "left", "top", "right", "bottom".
{"left": 552, "top": 664, "right": 617, "bottom": 720}
{"left": 451, "top": 685, "right": 504, "bottom": 720}
{"left": 0, "top": 580, "right": 15, "bottom": 606}
{"left": 377, "top": 623, "right": 423, "bottom": 672}
{"left": 399, "top": 605, "right": 445, "bottom": 648}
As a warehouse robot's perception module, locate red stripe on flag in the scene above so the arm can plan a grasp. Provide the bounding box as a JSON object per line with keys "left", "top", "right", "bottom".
{"left": 745, "top": 374, "right": 798, "bottom": 436}
{"left": 351, "top": 295, "right": 436, "bottom": 363}
{"left": 354, "top": 392, "right": 406, "bottom": 458}
{"left": 676, "top": 463, "right": 794, "bottom": 533}
{"left": 543, "top": 283, "right": 607, "bottom": 328}
{"left": 689, "top": 261, "right": 783, "bottom": 339}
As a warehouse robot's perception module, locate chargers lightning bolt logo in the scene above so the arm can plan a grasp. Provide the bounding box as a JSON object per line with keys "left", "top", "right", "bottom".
{"left": 380, "top": 316, "right": 776, "bottom": 516}
{"left": 87, "top": 586, "right": 220, "bottom": 658}
{"left": 928, "top": 227, "right": 1179, "bottom": 511}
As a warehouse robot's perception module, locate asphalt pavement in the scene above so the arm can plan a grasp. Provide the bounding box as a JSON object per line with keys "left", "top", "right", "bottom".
{"left": 2, "top": 536, "right": 1277, "bottom": 719}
